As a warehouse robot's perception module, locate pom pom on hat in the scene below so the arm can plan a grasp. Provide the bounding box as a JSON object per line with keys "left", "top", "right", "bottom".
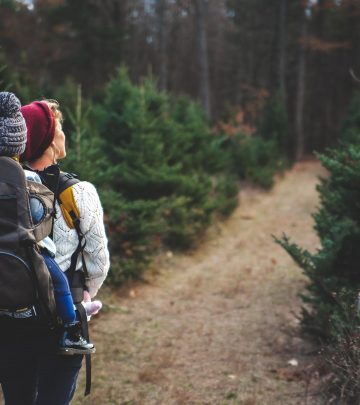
{"left": 0, "top": 92, "right": 27, "bottom": 156}
{"left": 0, "top": 92, "right": 21, "bottom": 116}
{"left": 21, "top": 101, "right": 55, "bottom": 162}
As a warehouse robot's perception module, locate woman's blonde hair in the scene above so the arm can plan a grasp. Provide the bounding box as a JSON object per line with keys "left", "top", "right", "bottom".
{"left": 42, "top": 99, "right": 63, "bottom": 124}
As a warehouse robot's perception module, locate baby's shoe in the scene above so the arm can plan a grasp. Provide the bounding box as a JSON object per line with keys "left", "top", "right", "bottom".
{"left": 59, "top": 322, "right": 95, "bottom": 355}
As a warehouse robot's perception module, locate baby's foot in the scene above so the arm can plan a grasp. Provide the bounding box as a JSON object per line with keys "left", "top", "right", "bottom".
{"left": 59, "top": 322, "right": 95, "bottom": 355}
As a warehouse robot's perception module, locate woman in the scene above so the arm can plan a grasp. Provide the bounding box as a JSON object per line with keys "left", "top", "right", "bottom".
{"left": 21, "top": 100, "right": 110, "bottom": 300}
{"left": 21, "top": 99, "right": 110, "bottom": 404}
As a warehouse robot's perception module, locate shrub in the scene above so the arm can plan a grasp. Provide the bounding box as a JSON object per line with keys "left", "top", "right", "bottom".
{"left": 101, "top": 193, "right": 166, "bottom": 283}
{"left": 260, "top": 95, "right": 289, "bottom": 157}
{"left": 225, "top": 134, "right": 283, "bottom": 189}
{"left": 341, "top": 91, "right": 360, "bottom": 145}
{"left": 62, "top": 67, "right": 239, "bottom": 281}
{"left": 212, "top": 175, "right": 239, "bottom": 217}
{"left": 277, "top": 145, "right": 360, "bottom": 340}
{"left": 214, "top": 100, "right": 285, "bottom": 189}
{"left": 277, "top": 93, "right": 360, "bottom": 402}
{"left": 0, "top": 53, "right": 33, "bottom": 102}
{"left": 322, "top": 290, "right": 360, "bottom": 403}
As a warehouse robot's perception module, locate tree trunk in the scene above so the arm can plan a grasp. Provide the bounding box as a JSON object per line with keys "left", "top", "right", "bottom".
{"left": 194, "top": 0, "right": 211, "bottom": 118}
{"left": 295, "top": 9, "right": 307, "bottom": 161}
{"left": 156, "top": 0, "right": 167, "bottom": 91}
{"left": 278, "top": 0, "right": 287, "bottom": 104}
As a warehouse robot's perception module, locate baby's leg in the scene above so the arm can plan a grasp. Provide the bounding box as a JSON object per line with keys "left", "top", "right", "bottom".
{"left": 42, "top": 254, "right": 76, "bottom": 326}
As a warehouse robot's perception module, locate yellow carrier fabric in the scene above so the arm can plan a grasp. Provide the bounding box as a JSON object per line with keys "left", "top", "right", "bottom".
{"left": 58, "top": 186, "right": 80, "bottom": 230}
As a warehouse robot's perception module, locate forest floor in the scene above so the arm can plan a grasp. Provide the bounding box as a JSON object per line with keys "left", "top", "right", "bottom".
{"left": 73, "top": 160, "right": 327, "bottom": 405}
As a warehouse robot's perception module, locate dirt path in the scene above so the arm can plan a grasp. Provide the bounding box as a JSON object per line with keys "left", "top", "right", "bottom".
{"left": 74, "top": 161, "right": 326, "bottom": 405}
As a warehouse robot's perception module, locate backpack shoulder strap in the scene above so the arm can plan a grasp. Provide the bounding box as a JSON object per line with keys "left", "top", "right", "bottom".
{"left": 58, "top": 171, "right": 80, "bottom": 194}
{"left": 58, "top": 172, "right": 81, "bottom": 230}
{"left": 58, "top": 172, "right": 89, "bottom": 281}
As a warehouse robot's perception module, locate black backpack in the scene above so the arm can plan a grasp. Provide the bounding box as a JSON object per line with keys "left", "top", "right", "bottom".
{"left": 0, "top": 156, "right": 57, "bottom": 326}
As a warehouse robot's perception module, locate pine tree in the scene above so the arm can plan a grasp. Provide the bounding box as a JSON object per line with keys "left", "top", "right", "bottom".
{"left": 277, "top": 144, "right": 360, "bottom": 339}
{"left": 277, "top": 91, "right": 360, "bottom": 401}
{"left": 77, "top": 67, "right": 239, "bottom": 281}
{"left": 278, "top": 91, "right": 360, "bottom": 338}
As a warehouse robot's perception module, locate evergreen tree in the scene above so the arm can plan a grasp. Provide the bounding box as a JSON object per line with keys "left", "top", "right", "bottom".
{"left": 65, "top": 67, "right": 239, "bottom": 282}
{"left": 277, "top": 91, "right": 360, "bottom": 401}
{"left": 341, "top": 91, "right": 360, "bottom": 145}
{"left": 260, "top": 95, "right": 289, "bottom": 159}
{"left": 277, "top": 144, "right": 360, "bottom": 339}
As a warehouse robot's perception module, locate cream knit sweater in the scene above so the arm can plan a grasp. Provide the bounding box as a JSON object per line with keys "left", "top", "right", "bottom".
{"left": 53, "top": 181, "right": 110, "bottom": 298}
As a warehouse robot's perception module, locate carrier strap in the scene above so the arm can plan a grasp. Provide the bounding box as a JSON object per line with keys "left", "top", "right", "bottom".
{"left": 76, "top": 303, "right": 92, "bottom": 396}
{"left": 57, "top": 172, "right": 90, "bottom": 280}
{"left": 67, "top": 211, "right": 89, "bottom": 280}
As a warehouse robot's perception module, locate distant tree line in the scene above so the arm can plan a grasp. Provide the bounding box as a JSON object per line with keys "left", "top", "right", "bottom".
{"left": 0, "top": 0, "right": 360, "bottom": 159}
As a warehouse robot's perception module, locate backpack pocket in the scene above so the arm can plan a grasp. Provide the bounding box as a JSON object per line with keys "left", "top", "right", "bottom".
{"left": 27, "top": 181, "right": 55, "bottom": 241}
{"left": 0, "top": 250, "right": 37, "bottom": 313}
{"left": 0, "top": 184, "right": 18, "bottom": 239}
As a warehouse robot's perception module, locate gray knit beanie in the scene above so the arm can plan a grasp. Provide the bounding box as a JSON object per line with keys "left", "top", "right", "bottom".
{"left": 0, "top": 92, "right": 27, "bottom": 156}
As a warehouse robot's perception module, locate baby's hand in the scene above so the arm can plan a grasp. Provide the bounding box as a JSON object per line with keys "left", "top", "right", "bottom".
{"left": 83, "top": 290, "right": 91, "bottom": 303}
{"left": 83, "top": 300, "right": 103, "bottom": 317}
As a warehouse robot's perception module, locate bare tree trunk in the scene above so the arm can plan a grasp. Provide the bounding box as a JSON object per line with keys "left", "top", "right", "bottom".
{"left": 295, "top": 10, "right": 307, "bottom": 161}
{"left": 156, "top": 0, "right": 167, "bottom": 91}
{"left": 278, "top": 0, "right": 287, "bottom": 104}
{"left": 194, "top": 0, "right": 211, "bottom": 118}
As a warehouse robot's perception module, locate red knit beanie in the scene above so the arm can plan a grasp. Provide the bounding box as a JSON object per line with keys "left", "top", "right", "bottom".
{"left": 20, "top": 101, "right": 55, "bottom": 162}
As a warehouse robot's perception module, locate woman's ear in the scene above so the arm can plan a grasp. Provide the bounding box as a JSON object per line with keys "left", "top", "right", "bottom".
{"left": 49, "top": 142, "right": 60, "bottom": 161}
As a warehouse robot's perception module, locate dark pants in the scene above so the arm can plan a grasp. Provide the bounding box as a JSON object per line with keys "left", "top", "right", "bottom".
{"left": 0, "top": 349, "right": 37, "bottom": 405}
{"left": 37, "top": 353, "right": 83, "bottom": 405}
{"left": 0, "top": 326, "right": 83, "bottom": 405}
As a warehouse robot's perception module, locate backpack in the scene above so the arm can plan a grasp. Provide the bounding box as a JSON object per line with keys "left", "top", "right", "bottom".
{"left": 0, "top": 156, "right": 57, "bottom": 325}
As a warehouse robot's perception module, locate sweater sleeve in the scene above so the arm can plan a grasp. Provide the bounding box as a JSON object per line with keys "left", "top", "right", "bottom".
{"left": 72, "top": 181, "right": 110, "bottom": 297}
